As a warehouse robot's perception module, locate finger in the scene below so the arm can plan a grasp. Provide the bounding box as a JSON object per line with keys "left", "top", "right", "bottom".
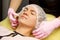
{"left": 35, "top": 33, "right": 45, "bottom": 39}
{"left": 40, "top": 34, "right": 47, "bottom": 39}
{"left": 12, "top": 12, "right": 19, "bottom": 19}
{"left": 10, "top": 14, "right": 16, "bottom": 21}
{"left": 8, "top": 8, "right": 14, "bottom": 15}
{"left": 10, "top": 19, "right": 18, "bottom": 27}
{"left": 32, "top": 28, "right": 41, "bottom": 33}
{"left": 33, "top": 31, "right": 43, "bottom": 36}
{"left": 13, "top": 13, "right": 19, "bottom": 16}
{"left": 11, "top": 23, "right": 18, "bottom": 27}
{"left": 35, "top": 32, "right": 48, "bottom": 39}
{"left": 39, "top": 33, "right": 48, "bottom": 39}
{"left": 10, "top": 19, "right": 18, "bottom": 24}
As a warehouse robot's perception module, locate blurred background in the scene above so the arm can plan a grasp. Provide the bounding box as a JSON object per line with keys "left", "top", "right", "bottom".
{"left": 0, "top": 0, "right": 29, "bottom": 21}
{"left": 0, "top": 0, "right": 60, "bottom": 21}
{"left": 0, "top": 0, "right": 2, "bottom": 21}
{"left": 29, "top": 0, "right": 60, "bottom": 17}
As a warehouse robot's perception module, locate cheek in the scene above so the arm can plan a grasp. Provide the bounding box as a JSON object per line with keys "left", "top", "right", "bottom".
{"left": 18, "top": 17, "right": 26, "bottom": 24}
{"left": 27, "top": 16, "right": 37, "bottom": 27}
{"left": 18, "top": 15, "right": 37, "bottom": 27}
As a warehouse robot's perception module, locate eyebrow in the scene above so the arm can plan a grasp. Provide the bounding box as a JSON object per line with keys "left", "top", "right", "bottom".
{"left": 24, "top": 7, "right": 28, "bottom": 10}
{"left": 24, "top": 7, "right": 36, "bottom": 13}
{"left": 30, "top": 10, "right": 36, "bottom": 13}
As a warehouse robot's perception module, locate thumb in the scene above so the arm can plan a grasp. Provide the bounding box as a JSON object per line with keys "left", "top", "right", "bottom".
{"left": 32, "top": 27, "right": 41, "bottom": 33}
{"left": 13, "top": 13, "right": 19, "bottom": 19}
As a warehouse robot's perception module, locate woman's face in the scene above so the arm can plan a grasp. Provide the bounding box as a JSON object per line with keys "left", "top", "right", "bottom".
{"left": 18, "top": 6, "right": 37, "bottom": 28}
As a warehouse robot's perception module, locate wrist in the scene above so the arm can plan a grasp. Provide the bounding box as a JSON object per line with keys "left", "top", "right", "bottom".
{"left": 51, "top": 18, "right": 60, "bottom": 29}
{"left": 8, "top": 8, "right": 14, "bottom": 11}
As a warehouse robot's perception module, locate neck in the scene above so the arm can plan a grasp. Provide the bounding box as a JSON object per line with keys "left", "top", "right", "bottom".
{"left": 15, "top": 24, "right": 33, "bottom": 36}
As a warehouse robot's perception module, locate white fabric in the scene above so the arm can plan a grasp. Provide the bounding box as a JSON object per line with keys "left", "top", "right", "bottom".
{"left": 1, "top": 34, "right": 39, "bottom": 40}
{"left": 0, "top": 26, "right": 13, "bottom": 36}
{"left": 0, "top": 26, "right": 39, "bottom": 40}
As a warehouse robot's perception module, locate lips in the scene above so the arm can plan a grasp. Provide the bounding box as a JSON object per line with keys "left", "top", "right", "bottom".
{"left": 21, "top": 15, "right": 27, "bottom": 19}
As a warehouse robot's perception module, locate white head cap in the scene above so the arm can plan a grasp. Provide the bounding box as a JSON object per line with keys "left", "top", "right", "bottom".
{"left": 20, "top": 4, "right": 46, "bottom": 28}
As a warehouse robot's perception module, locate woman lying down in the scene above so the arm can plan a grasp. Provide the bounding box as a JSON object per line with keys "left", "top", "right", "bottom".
{"left": 0, "top": 4, "right": 46, "bottom": 40}
{"left": 0, "top": 4, "right": 60, "bottom": 40}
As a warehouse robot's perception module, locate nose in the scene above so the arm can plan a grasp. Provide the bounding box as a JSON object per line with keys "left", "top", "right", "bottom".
{"left": 23, "top": 11, "right": 29, "bottom": 16}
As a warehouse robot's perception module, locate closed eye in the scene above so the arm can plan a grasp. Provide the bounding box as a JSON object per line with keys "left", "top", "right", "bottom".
{"left": 23, "top": 7, "right": 28, "bottom": 11}
{"left": 31, "top": 12, "right": 35, "bottom": 15}
{"left": 30, "top": 10, "right": 36, "bottom": 15}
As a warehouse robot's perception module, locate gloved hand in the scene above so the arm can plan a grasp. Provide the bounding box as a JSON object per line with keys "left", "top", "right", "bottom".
{"left": 32, "top": 18, "right": 60, "bottom": 39}
{"left": 8, "top": 8, "right": 19, "bottom": 27}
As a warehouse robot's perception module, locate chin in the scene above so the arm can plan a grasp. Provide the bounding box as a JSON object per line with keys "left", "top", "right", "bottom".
{"left": 19, "top": 19, "right": 34, "bottom": 28}
{"left": 20, "top": 21, "right": 32, "bottom": 27}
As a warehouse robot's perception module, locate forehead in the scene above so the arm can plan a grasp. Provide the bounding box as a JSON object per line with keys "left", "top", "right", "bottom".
{"left": 25, "top": 6, "right": 36, "bottom": 11}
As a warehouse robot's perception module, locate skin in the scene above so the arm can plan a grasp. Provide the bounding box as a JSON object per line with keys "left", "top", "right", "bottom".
{"left": 15, "top": 6, "right": 60, "bottom": 40}
{"left": 10, "top": 0, "right": 22, "bottom": 11}
{"left": 58, "top": 16, "right": 60, "bottom": 19}
{"left": 15, "top": 6, "right": 38, "bottom": 37}
{"left": 18, "top": 6, "right": 37, "bottom": 27}
{"left": 8, "top": 0, "right": 22, "bottom": 29}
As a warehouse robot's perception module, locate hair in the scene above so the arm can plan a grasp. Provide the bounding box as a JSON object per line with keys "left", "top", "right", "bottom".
{"left": 19, "top": 4, "right": 46, "bottom": 28}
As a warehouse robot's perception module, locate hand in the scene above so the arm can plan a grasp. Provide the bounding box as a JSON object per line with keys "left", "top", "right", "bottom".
{"left": 32, "top": 21, "right": 56, "bottom": 39}
{"left": 8, "top": 8, "right": 19, "bottom": 27}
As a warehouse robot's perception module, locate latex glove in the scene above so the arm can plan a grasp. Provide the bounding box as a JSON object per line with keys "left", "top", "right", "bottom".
{"left": 8, "top": 8, "right": 19, "bottom": 27}
{"left": 32, "top": 18, "right": 60, "bottom": 39}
